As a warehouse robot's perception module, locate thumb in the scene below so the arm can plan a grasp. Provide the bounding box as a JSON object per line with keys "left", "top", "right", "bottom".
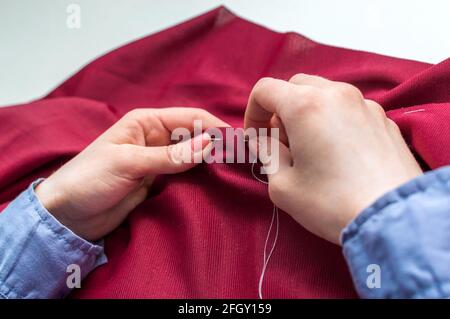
{"left": 248, "top": 135, "right": 292, "bottom": 176}
{"left": 123, "top": 132, "right": 212, "bottom": 178}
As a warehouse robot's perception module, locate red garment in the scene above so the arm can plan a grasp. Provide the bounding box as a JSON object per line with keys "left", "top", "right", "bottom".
{"left": 1, "top": 7, "right": 449, "bottom": 298}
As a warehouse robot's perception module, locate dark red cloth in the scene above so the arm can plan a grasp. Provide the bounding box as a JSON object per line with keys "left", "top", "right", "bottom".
{"left": 1, "top": 7, "right": 449, "bottom": 298}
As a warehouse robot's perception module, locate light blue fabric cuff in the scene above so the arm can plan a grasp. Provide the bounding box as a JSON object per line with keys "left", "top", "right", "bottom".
{"left": 342, "top": 166, "right": 450, "bottom": 298}
{"left": 0, "top": 180, "right": 107, "bottom": 299}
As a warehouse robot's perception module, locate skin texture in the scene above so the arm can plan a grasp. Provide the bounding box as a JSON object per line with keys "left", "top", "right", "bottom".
{"left": 244, "top": 74, "right": 423, "bottom": 245}
{"left": 35, "top": 108, "right": 228, "bottom": 241}
{"left": 36, "top": 74, "right": 422, "bottom": 246}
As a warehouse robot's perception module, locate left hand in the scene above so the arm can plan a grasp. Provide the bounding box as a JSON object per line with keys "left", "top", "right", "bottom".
{"left": 35, "top": 108, "right": 228, "bottom": 241}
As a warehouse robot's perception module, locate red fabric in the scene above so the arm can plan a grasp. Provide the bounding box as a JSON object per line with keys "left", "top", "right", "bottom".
{"left": 1, "top": 6, "right": 450, "bottom": 298}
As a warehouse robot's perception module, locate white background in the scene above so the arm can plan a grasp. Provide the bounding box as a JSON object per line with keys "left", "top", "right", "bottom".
{"left": 1, "top": 0, "right": 449, "bottom": 106}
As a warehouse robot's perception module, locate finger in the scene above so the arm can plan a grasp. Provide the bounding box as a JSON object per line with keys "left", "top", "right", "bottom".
{"left": 266, "top": 141, "right": 292, "bottom": 191}
{"left": 156, "top": 107, "right": 230, "bottom": 129}
{"left": 109, "top": 107, "right": 229, "bottom": 146}
{"left": 365, "top": 99, "right": 387, "bottom": 118}
{"left": 276, "top": 140, "right": 292, "bottom": 172}
{"left": 140, "top": 175, "right": 156, "bottom": 188}
{"left": 119, "top": 132, "right": 213, "bottom": 178}
{"left": 134, "top": 107, "right": 229, "bottom": 133}
{"left": 244, "top": 77, "right": 296, "bottom": 131}
{"left": 269, "top": 114, "right": 289, "bottom": 146}
{"left": 289, "top": 74, "right": 365, "bottom": 105}
{"left": 261, "top": 138, "right": 292, "bottom": 175}
{"left": 248, "top": 136, "right": 292, "bottom": 175}
{"left": 289, "top": 73, "right": 332, "bottom": 88}
{"left": 245, "top": 77, "right": 317, "bottom": 137}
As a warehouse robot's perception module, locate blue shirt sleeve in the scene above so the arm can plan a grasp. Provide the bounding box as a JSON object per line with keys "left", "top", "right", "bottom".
{"left": 0, "top": 180, "right": 107, "bottom": 299}
{"left": 342, "top": 166, "right": 450, "bottom": 298}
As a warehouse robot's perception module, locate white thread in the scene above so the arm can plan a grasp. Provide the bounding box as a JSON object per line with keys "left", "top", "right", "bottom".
{"left": 403, "top": 108, "right": 425, "bottom": 114}
{"left": 258, "top": 206, "right": 279, "bottom": 299}
{"left": 251, "top": 159, "right": 269, "bottom": 185}
{"left": 251, "top": 159, "right": 280, "bottom": 299}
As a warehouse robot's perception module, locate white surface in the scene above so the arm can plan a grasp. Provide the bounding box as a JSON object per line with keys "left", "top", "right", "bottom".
{"left": 1, "top": 0, "right": 449, "bottom": 106}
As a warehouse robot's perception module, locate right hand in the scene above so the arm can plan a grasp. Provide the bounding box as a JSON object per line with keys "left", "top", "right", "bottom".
{"left": 244, "top": 74, "right": 423, "bottom": 245}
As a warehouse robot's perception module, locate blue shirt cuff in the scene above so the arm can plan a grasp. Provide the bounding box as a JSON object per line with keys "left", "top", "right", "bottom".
{"left": 342, "top": 166, "right": 450, "bottom": 298}
{"left": 0, "top": 179, "right": 107, "bottom": 299}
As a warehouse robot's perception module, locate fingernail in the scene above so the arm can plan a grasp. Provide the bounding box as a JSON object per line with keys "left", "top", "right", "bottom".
{"left": 191, "top": 132, "right": 211, "bottom": 153}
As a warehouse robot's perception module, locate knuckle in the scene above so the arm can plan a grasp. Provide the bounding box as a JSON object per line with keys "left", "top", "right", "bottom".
{"left": 120, "top": 110, "right": 151, "bottom": 137}
{"left": 296, "top": 86, "right": 319, "bottom": 103}
{"left": 192, "top": 108, "right": 210, "bottom": 119}
{"left": 386, "top": 118, "right": 401, "bottom": 132}
{"left": 166, "top": 144, "right": 181, "bottom": 164}
{"left": 333, "top": 83, "right": 363, "bottom": 100}
{"left": 288, "top": 73, "right": 308, "bottom": 84}
{"left": 283, "top": 87, "right": 321, "bottom": 117}
{"left": 368, "top": 101, "right": 387, "bottom": 117}
{"left": 253, "top": 77, "right": 278, "bottom": 95}
{"left": 123, "top": 108, "right": 144, "bottom": 120}
{"left": 373, "top": 103, "right": 386, "bottom": 115}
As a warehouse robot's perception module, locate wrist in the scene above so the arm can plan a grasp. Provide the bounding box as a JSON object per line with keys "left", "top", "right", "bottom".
{"left": 344, "top": 170, "right": 424, "bottom": 228}
{"left": 34, "top": 179, "right": 75, "bottom": 233}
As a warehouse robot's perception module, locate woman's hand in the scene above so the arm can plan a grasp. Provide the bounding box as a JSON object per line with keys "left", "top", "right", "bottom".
{"left": 245, "top": 74, "right": 423, "bottom": 244}
{"left": 36, "top": 108, "right": 227, "bottom": 241}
